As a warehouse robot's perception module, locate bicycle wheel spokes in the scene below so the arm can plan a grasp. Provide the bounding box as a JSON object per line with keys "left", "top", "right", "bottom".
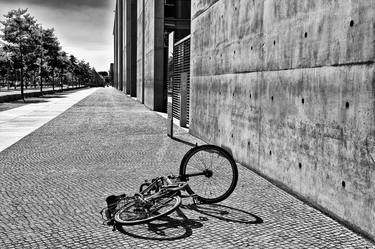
{"left": 116, "top": 202, "right": 147, "bottom": 222}
{"left": 114, "top": 195, "right": 181, "bottom": 225}
{"left": 188, "top": 151, "right": 233, "bottom": 198}
{"left": 180, "top": 145, "right": 238, "bottom": 203}
{"left": 149, "top": 196, "right": 177, "bottom": 213}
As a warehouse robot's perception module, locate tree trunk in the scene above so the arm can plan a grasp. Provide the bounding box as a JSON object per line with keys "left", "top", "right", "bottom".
{"left": 52, "top": 73, "right": 54, "bottom": 91}
{"left": 60, "top": 69, "right": 63, "bottom": 90}
{"left": 40, "top": 70, "right": 43, "bottom": 94}
{"left": 33, "top": 71, "right": 36, "bottom": 88}
{"left": 24, "top": 70, "right": 28, "bottom": 89}
{"left": 14, "top": 71, "right": 17, "bottom": 90}
{"left": 7, "top": 68, "right": 10, "bottom": 91}
{"left": 20, "top": 57, "right": 25, "bottom": 102}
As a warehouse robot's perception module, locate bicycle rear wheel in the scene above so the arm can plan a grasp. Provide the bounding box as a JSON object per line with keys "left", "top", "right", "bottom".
{"left": 179, "top": 145, "right": 238, "bottom": 204}
{"left": 114, "top": 195, "right": 181, "bottom": 225}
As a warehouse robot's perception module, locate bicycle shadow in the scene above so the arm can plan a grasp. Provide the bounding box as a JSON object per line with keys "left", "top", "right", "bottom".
{"left": 116, "top": 204, "right": 263, "bottom": 241}
{"left": 183, "top": 203, "right": 263, "bottom": 224}
{"left": 116, "top": 208, "right": 203, "bottom": 241}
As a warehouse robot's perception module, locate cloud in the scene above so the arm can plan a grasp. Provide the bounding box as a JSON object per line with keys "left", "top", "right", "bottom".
{"left": 0, "top": 1, "right": 115, "bottom": 71}
{"left": 0, "top": 0, "right": 113, "bottom": 10}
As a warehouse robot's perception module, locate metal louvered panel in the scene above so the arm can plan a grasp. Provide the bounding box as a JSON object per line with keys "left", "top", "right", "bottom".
{"left": 172, "top": 35, "right": 190, "bottom": 125}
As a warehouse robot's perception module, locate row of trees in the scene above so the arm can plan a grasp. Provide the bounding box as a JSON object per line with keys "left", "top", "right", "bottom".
{"left": 0, "top": 9, "right": 95, "bottom": 100}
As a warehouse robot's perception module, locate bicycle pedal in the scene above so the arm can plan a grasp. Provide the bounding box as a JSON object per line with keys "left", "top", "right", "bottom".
{"left": 106, "top": 219, "right": 115, "bottom": 226}
{"left": 191, "top": 194, "right": 200, "bottom": 205}
{"left": 111, "top": 222, "right": 118, "bottom": 231}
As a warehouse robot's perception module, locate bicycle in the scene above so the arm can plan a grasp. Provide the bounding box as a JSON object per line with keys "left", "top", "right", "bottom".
{"left": 101, "top": 144, "right": 238, "bottom": 227}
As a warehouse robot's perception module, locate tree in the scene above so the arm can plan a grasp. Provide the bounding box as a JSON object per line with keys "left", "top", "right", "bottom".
{"left": 77, "top": 60, "right": 92, "bottom": 86}
{"left": 56, "top": 50, "right": 69, "bottom": 90}
{"left": 0, "top": 47, "right": 8, "bottom": 87}
{"left": 24, "top": 24, "right": 42, "bottom": 89}
{"left": 0, "top": 8, "right": 38, "bottom": 101}
{"left": 68, "top": 54, "right": 78, "bottom": 86}
{"left": 42, "top": 28, "right": 60, "bottom": 91}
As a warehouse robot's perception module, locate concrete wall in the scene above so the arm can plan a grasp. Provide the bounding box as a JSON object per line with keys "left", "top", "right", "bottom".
{"left": 136, "top": 0, "right": 144, "bottom": 103}
{"left": 120, "top": 0, "right": 125, "bottom": 92}
{"left": 114, "top": 0, "right": 124, "bottom": 92}
{"left": 190, "top": 0, "right": 375, "bottom": 239}
{"left": 136, "top": 0, "right": 166, "bottom": 111}
{"left": 124, "top": 0, "right": 137, "bottom": 97}
{"left": 118, "top": 0, "right": 124, "bottom": 92}
{"left": 129, "top": 0, "right": 138, "bottom": 97}
{"left": 113, "top": 4, "right": 118, "bottom": 89}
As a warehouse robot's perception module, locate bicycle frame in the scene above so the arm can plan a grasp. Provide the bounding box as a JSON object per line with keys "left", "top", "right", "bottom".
{"left": 138, "top": 175, "right": 189, "bottom": 202}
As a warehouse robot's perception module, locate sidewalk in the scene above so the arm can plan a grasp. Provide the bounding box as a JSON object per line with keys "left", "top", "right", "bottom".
{"left": 0, "top": 86, "right": 87, "bottom": 102}
{"left": 0, "top": 88, "right": 98, "bottom": 152}
{"left": 0, "top": 87, "right": 373, "bottom": 248}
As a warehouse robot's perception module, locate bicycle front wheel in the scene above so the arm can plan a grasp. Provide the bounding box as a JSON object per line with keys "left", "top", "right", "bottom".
{"left": 179, "top": 145, "right": 238, "bottom": 204}
{"left": 114, "top": 195, "right": 181, "bottom": 225}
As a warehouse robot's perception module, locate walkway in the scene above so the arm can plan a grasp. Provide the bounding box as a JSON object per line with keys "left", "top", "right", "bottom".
{"left": 0, "top": 88, "right": 373, "bottom": 248}
{"left": 0, "top": 88, "right": 97, "bottom": 152}
{"left": 0, "top": 86, "right": 86, "bottom": 102}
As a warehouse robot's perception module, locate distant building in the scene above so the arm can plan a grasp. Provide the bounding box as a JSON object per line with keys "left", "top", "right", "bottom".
{"left": 113, "top": 0, "right": 190, "bottom": 111}
{"left": 90, "top": 69, "right": 105, "bottom": 87}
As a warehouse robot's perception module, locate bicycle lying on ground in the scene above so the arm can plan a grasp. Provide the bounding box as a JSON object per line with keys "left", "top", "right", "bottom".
{"left": 100, "top": 144, "right": 238, "bottom": 228}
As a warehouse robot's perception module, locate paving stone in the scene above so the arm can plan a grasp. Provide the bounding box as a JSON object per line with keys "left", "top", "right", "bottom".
{"left": 0, "top": 88, "right": 374, "bottom": 248}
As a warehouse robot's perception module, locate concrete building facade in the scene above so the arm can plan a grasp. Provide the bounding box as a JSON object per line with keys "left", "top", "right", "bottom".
{"left": 136, "top": 0, "right": 165, "bottom": 110}
{"left": 114, "top": 0, "right": 136, "bottom": 94}
{"left": 190, "top": 0, "right": 375, "bottom": 240}
{"left": 113, "top": 0, "right": 375, "bottom": 240}
{"left": 115, "top": 0, "right": 190, "bottom": 111}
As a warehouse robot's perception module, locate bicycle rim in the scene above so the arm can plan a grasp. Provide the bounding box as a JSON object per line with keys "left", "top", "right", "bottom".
{"left": 180, "top": 145, "right": 238, "bottom": 203}
{"left": 114, "top": 195, "right": 181, "bottom": 225}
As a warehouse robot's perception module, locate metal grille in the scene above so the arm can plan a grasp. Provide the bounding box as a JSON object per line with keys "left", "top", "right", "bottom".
{"left": 172, "top": 35, "right": 190, "bottom": 124}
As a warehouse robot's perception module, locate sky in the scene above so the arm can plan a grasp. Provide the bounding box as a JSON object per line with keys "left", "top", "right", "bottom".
{"left": 0, "top": 0, "right": 116, "bottom": 72}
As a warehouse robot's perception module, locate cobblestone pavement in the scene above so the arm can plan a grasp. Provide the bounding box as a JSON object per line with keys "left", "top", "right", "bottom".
{"left": 0, "top": 88, "right": 374, "bottom": 248}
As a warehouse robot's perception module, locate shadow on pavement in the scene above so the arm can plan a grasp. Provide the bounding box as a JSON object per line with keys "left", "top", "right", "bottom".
{"left": 0, "top": 94, "right": 69, "bottom": 112}
{"left": 171, "top": 136, "right": 197, "bottom": 147}
{"left": 40, "top": 95, "right": 68, "bottom": 98}
{"left": 183, "top": 203, "right": 264, "bottom": 224}
{"left": 22, "top": 98, "right": 50, "bottom": 103}
{"left": 116, "top": 208, "right": 203, "bottom": 241}
{"left": 116, "top": 204, "right": 263, "bottom": 241}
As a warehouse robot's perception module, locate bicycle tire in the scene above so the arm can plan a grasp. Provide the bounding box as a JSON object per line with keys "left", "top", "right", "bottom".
{"left": 113, "top": 195, "right": 181, "bottom": 225}
{"left": 179, "top": 145, "right": 238, "bottom": 204}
